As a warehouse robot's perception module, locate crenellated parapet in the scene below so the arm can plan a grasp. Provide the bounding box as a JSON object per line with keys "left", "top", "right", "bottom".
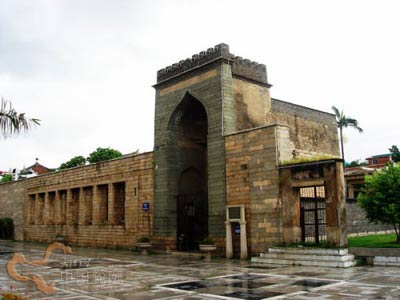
{"left": 231, "top": 55, "right": 268, "bottom": 86}
{"left": 156, "top": 43, "right": 269, "bottom": 86}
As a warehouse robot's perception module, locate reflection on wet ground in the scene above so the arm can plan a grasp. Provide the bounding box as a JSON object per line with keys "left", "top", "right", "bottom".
{"left": 1, "top": 240, "right": 400, "bottom": 299}
{"left": 160, "top": 273, "right": 338, "bottom": 299}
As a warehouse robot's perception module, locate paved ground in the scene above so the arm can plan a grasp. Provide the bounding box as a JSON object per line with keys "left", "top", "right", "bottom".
{"left": 1, "top": 241, "right": 400, "bottom": 299}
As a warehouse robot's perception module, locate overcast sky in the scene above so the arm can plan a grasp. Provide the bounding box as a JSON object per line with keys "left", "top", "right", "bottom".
{"left": 1, "top": 0, "right": 399, "bottom": 171}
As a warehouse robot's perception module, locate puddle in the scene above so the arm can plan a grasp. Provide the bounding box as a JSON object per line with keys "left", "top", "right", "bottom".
{"left": 161, "top": 274, "right": 336, "bottom": 300}
{"left": 227, "top": 281, "right": 275, "bottom": 289}
{"left": 291, "top": 279, "right": 334, "bottom": 288}
{"left": 224, "top": 290, "right": 283, "bottom": 300}
{"left": 224, "top": 274, "right": 267, "bottom": 281}
{"left": 0, "top": 251, "right": 15, "bottom": 255}
{"left": 165, "top": 281, "right": 211, "bottom": 290}
{"left": 292, "top": 272, "right": 324, "bottom": 277}
{"left": 246, "top": 265, "right": 278, "bottom": 270}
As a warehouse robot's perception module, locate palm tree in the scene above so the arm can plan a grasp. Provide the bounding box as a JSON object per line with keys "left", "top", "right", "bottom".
{"left": 0, "top": 98, "right": 40, "bottom": 138}
{"left": 332, "top": 106, "right": 363, "bottom": 167}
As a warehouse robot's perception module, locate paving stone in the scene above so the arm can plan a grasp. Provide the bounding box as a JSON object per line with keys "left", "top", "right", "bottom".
{"left": 1, "top": 241, "right": 400, "bottom": 299}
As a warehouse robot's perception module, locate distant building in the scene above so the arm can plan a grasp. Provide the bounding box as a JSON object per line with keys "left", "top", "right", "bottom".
{"left": 345, "top": 167, "right": 374, "bottom": 199}
{"left": 345, "top": 153, "right": 393, "bottom": 199}
{"left": 365, "top": 153, "right": 393, "bottom": 168}
{"left": 19, "top": 158, "right": 52, "bottom": 179}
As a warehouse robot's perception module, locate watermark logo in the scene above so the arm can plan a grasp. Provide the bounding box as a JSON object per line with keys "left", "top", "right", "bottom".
{"left": 58, "top": 257, "right": 123, "bottom": 286}
{"left": 6, "top": 241, "right": 72, "bottom": 295}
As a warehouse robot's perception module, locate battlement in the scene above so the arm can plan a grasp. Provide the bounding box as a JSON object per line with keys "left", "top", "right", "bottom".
{"left": 156, "top": 43, "right": 269, "bottom": 85}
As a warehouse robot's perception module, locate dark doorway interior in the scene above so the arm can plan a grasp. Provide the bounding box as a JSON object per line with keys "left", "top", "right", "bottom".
{"left": 175, "top": 95, "right": 208, "bottom": 251}
{"left": 231, "top": 221, "right": 241, "bottom": 258}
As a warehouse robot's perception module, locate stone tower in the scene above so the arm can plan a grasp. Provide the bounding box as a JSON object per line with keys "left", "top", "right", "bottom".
{"left": 153, "top": 43, "right": 272, "bottom": 250}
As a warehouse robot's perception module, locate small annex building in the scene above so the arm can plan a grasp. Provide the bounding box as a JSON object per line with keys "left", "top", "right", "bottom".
{"left": 0, "top": 44, "right": 347, "bottom": 257}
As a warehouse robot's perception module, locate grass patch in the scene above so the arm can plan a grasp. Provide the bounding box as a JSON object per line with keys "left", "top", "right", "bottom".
{"left": 280, "top": 155, "right": 340, "bottom": 166}
{"left": 348, "top": 234, "right": 400, "bottom": 248}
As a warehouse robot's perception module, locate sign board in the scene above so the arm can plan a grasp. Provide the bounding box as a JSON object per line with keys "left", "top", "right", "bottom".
{"left": 142, "top": 202, "right": 150, "bottom": 211}
{"left": 234, "top": 225, "right": 240, "bottom": 234}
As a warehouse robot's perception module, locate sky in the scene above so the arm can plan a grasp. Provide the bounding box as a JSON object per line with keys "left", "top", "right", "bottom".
{"left": 1, "top": 0, "right": 399, "bottom": 171}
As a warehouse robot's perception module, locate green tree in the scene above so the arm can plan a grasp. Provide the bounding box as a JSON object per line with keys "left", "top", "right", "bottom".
{"left": 0, "top": 98, "right": 40, "bottom": 138}
{"left": 59, "top": 155, "right": 86, "bottom": 170}
{"left": 358, "top": 163, "right": 400, "bottom": 243}
{"left": 332, "top": 106, "right": 363, "bottom": 167}
{"left": 1, "top": 174, "right": 13, "bottom": 183}
{"left": 87, "top": 147, "right": 122, "bottom": 164}
{"left": 389, "top": 145, "right": 400, "bottom": 162}
{"left": 347, "top": 159, "right": 368, "bottom": 168}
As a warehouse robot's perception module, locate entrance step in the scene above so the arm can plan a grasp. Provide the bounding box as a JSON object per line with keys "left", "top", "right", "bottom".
{"left": 251, "top": 247, "right": 356, "bottom": 268}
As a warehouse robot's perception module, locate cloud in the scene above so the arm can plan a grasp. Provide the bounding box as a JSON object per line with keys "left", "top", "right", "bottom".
{"left": 1, "top": 0, "right": 400, "bottom": 170}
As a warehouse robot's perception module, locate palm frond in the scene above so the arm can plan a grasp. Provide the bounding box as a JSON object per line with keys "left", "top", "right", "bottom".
{"left": 331, "top": 106, "right": 341, "bottom": 118}
{"left": 0, "top": 98, "right": 41, "bottom": 138}
{"left": 345, "top": 118, "right": 363, "bottom": 132}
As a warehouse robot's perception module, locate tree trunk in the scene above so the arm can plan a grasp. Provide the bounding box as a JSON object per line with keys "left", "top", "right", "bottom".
{"left": 393, "top": 224, "right": 400, "bottom": 243}
{"left": 339, "top": 127, "right": 345, "bottom": 169}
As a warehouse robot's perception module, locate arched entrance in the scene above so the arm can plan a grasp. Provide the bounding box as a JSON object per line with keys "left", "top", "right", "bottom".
{"left": 170, "top": 93, "right": 208, "bottom": 251}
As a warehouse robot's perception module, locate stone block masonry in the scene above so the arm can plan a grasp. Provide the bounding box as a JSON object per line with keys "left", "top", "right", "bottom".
{"left": 0, "top": 43, "right": 370, "bottom": 257}
{"left": 0, "top": 180, "right": 26, "bottom": 240}
{"left": 225, "top": 125, "right": 287, "bottom": 254}
{"left": 153, "top": 43, "right": 273, "bottom": 252}
{"left": 346, "top": 199, "right": 392, "bottom": 235}
{"left": 157, "top": 43, "right": 269, "bottom": 85}
{"left": 22, "top": 152, "right": 153, "bottom": 248}
{"left": 267, "top": 98, "right": 340, "bottom": 158}
{"left": 153, "top": 57, "right": 229, "bottom": 249}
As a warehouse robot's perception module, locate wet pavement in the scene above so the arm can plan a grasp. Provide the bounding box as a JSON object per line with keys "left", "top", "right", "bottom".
{"left": 1, "top": 240, "right": 400, "bottom": 299}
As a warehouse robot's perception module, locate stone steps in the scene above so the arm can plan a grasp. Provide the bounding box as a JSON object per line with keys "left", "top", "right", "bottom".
{"left": 251, "top": 247, "right": 356, "bottom": 268}
{"left": 374, "top": 256, "right": 400, "bottom": 266}
{"left": 267, "top": 247, "right": 349, "bottom": 255}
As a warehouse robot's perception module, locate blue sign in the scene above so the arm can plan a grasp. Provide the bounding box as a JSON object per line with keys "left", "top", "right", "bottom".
{"left": 142, "top": 202, "right": 150, "bottom": 211}
{"left": 234, "top": 225, "right": 240, "bottom": 234}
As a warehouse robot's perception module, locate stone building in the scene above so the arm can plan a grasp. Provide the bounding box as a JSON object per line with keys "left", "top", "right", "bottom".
{"left": 0, "top": 43, "right": 347, "bottom": 257}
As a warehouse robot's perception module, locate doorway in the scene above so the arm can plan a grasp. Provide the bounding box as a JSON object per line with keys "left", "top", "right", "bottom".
{"left": 300, "top": 186, "right": 327, "bottom": 244}
{"left": 173, "top": 94, "right": 208, "bottom": 251}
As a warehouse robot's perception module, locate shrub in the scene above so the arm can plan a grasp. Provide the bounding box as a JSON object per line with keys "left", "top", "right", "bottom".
{"left": 59, "top": 155, "right": 86, "bottom": 170}
{"left": 0, "top": 174, "right": 13, "bottom": 183}
{"left": 358, "top": 163, "right": 400, "bottom": 243}
{"left": 87, "top": 147, "right": 122, "bottom": 164}
{"left": 1, "top": 285, "right": 25, "bottom": 300}
{"left": 200, "top": 237, "right": 214, "bottom": 245}
{"left": 137, "top": 236, "right": 150, "bottom": 243}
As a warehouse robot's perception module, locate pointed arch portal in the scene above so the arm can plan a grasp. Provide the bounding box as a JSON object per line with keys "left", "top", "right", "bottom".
{"left": 169, "top": 93, "right": 208, "bottom": 251}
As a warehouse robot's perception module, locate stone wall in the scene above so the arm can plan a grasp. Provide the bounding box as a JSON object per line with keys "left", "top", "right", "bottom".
{"left": 266, "top": 98, "right": 340, "bottom": 158}
{"left": 157, "top": 43, "right": 269, "bottom": 85}
{"left": 225, "top": 125, "right": 288, "bottom": 253}
{"left": 153, "top": 43, "right": 274, "bottom": 250}
{"left": 0, "top": 180, "right": 26, "bottom": 240}
{"left": 232, "top": 78, "right": 271, "bottom": 131}
{"left": 153, "top": 66, "right": 227, "bottom": 246}
{"left": 279, "top": 160, "right": 347, "bottom": 248}
{"left": 346, "top": 199, "right": 392, "bottom": 235}
{"left": 153, "top": 60, "right": 233, "bottom": 248}
{"left": 23, "top": 152, "right": 154, "bottom": 248}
